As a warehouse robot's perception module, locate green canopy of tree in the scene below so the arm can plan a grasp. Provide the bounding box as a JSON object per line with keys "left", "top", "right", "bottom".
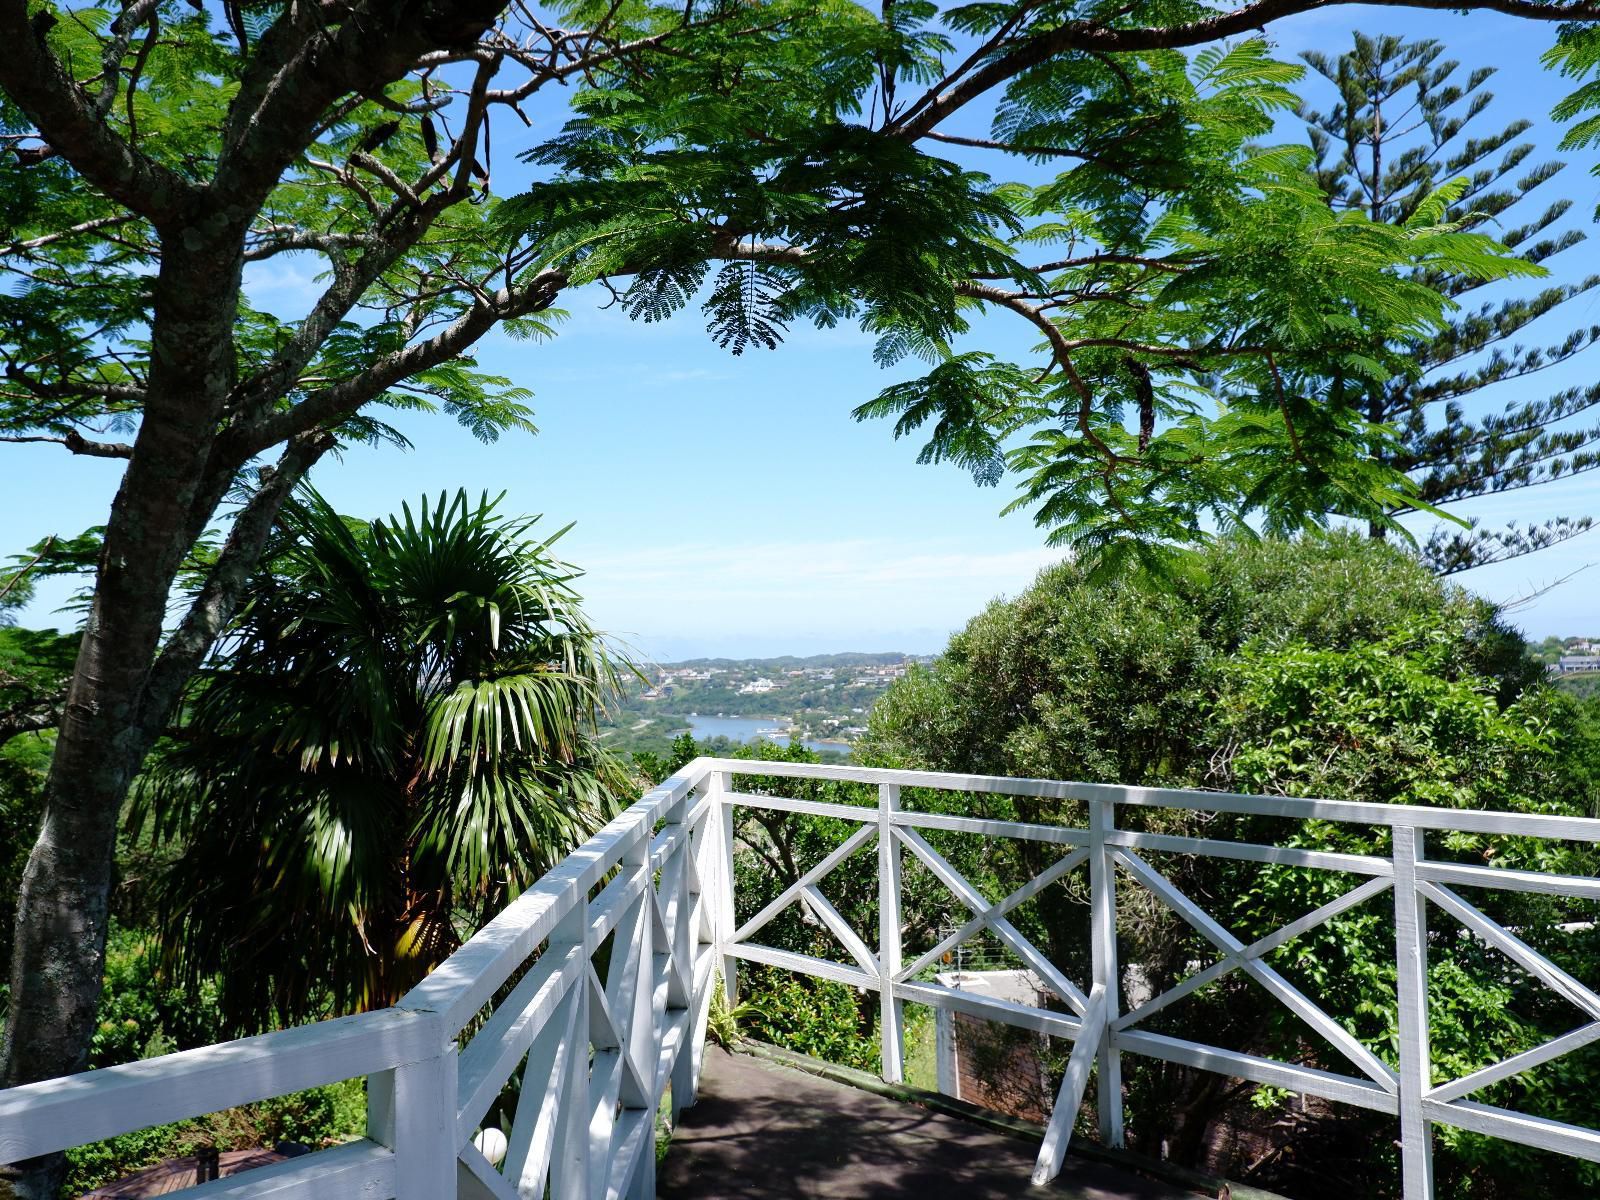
{"left": 130, "top": 489, "right": 632, "bottom": 1030}
{"left": 859, "top": 532, "right": 1600, "bottom": 1197}
{"left": 506, "top": 27, "right": 1548, "bottom": 574}
{"left": 1296, "top": 34, "right": 1600, "bottom": 573}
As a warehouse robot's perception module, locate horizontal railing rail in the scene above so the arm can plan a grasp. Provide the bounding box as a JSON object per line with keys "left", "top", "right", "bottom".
{"left": 707, "top": 757, "right": 1600, "bottom": 1200}
{"left": 0, "top": 758, "right": 724, "bottom": 1200}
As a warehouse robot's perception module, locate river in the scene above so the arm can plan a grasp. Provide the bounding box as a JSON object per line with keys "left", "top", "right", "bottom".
{"left": 685, "top": 714, "right": 853, "bottom": 758}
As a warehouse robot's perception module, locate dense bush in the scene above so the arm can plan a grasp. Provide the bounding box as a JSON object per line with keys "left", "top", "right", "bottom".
{"left": 862, "top": 532, "right": 1600, "bottom": 1200}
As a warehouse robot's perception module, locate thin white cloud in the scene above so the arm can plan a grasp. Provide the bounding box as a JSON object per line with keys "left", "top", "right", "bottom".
{"left": 573, "top": 537, "right": 1062, "bottom": 652}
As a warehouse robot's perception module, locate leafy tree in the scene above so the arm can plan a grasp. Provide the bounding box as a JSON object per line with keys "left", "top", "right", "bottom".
{"left": 511, "top": 32, "right": 1542, "bottom": 577}
{"left": 4, "top": 5, "right": 1600, "bottom": 1193}
{"left": 130, "top": 489, "right": 632, "bottom": 1029}
{"left": 1297, "top": 34, "right": 1600, "bottom": 573}
{"left": 862, "top": 533, "right": 1599, "bottom": 1198}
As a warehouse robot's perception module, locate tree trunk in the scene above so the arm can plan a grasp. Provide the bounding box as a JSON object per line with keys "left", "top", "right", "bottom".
{"left": 1, "top": 239, "right": 245, "bottom": 1199}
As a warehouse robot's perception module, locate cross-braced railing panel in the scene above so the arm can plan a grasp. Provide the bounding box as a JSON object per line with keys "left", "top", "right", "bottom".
{"left": 708, "top": 758, "right": 1600, "bottom": 1200}
{"left": 5, "top": 756, "right": 1600, "bottom": 1200}
{"left": 0, "top": 759, "right": 725, "bottom": 1200}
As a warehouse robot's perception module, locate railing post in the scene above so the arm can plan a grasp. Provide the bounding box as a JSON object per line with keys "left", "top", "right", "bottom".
{"left": 1090, "top": 797, "right": 1123, "bottom": 1147}
{"left": 367, "top": 1028, "right": 458, "bottom": 1200}
{"left": 713, "top": 769, "right": 738, "bottom": 1003}
{"left": 879, "top": 782, "right": 905, "bottom": 1083}
{"left": 1393, "top": 824, "right": 1434, "bottom": 1200}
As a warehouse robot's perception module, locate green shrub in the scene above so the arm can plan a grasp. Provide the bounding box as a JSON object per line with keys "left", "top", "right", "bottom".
{"left": 740, "top": 965, "right": 879, "bottom": 1073}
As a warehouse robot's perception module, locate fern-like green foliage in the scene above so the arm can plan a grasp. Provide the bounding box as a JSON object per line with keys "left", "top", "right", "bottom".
{"left": 496, "top": 21, "right": 1541, "bottom": 575}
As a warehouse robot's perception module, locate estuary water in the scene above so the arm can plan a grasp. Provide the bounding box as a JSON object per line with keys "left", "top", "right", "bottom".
{"left": 685, "top": 714, "right": 852, "bottom": 758}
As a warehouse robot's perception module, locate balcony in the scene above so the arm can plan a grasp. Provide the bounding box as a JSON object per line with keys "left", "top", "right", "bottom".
{"left": 3, "top": 758, "right": 1599, "bottom": 1200}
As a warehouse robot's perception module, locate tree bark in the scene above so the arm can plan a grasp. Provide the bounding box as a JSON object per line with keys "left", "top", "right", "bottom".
{"left": 0, "top": 227, "right": 250, "bottom": 1195}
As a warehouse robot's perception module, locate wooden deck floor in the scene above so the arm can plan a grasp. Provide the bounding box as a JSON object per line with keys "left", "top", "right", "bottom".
{"left": 658, "top": 1050, "right": 1203, "bottom": 1200}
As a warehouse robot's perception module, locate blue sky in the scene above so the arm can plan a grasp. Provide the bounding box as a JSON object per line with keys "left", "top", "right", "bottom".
{"left": 4, "top": 5, "right": 1600, "bottom": 660}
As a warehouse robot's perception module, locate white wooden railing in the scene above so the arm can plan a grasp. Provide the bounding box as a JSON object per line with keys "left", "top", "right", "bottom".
{"left": 0, "top": 759, "right": 725, "bottom": 1200}
{"left": 710, "top": 759, "right": 1600, "bottom": 1200}
{"left": 3, "top": 756, "right": 1600, "bottom": 1200}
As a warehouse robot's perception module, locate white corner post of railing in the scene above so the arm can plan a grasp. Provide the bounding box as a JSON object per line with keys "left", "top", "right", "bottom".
{"left": 1393, "top": 824, "right": 1434, "bottom": 1199}
{"left": 1090, "top": 797, "right": 1123, "bottom": 1149}
{"left": 711, "top": 767, "right": 739, "bottom": 1005}
{"left": 879, "top": 782, "right": 906, "bottom": 1084}
{"left": 366, "top": 1028, "right": 459, "bottom": 1200}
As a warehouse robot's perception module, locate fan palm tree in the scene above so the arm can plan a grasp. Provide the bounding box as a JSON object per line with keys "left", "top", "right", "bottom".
{"left": 134, "top": 488, "right": 634, "bottom": 1030}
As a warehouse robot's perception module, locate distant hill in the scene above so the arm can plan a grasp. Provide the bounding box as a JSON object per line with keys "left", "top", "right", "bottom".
{"left": 658, "top": 652, "right": 930, "bottom": 670}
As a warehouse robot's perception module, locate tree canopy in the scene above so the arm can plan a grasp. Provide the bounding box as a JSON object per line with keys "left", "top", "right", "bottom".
{"left": 1296, "top": 33, "right": 1600, "bottom": 573}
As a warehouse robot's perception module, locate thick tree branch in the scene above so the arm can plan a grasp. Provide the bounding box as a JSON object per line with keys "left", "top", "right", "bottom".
{"left": 0, "top": 0, "right": 198, "bottom": 224}
{"left": 0, "top": 693, "right": 66, "bottom": 744}
{"left": 891, "top": 0, "right": 1600, "bottom": 139}
{"left": 137, "top": 430, "right": 334, "bottom": 738}
{"left": 220, "top": 267, "right": 567, "bottom": 463}
{"left": 0, "top": 431, "right": 135, "bottom": 458}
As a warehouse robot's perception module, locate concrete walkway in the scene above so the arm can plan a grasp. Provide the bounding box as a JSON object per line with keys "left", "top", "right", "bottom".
{"left": 659, "top": 1050, "right": 1203, "bottom": 1200}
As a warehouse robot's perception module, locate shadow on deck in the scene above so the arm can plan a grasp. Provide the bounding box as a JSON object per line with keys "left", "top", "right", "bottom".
{"left": 659, "top": 1049, "right": 1204, "bottom": 1200}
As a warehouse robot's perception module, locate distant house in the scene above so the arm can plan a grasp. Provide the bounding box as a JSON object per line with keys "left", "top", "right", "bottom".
{"left": 737, "top": 678, "right": 779, "bottom": 695}
{"left": 1556, "top": 655, "right": 1600, "bottom": 674}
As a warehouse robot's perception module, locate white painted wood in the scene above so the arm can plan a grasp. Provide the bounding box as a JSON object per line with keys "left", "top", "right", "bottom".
{"left": 1421, "top": 881, "right": 1600, "bottom": 1021}
{"left": 587, "top": 867, "right": 649, "bottom": 959}
{"left": 893, "top": 980, "right": 1082, "bottom": 1040}
{"left": 936, "top": 1007, "right": 958, "bottom": 1098}
{"left": 891, "top": 808, "right": 1088, "bottom": 847}
{"left": 458, "top": 1141, "right": 522, "bottom": 1200}
{"left": 730, "top": 824, "right": 878, "bottom": 945}
{"left": 1107, "top": 829, "right": 1392, "bottom": 877}
{"left": 1423, "top": 1096, "right": 1600, "bottom": 1163}
{"left": 504, "top": 981, "right": 583, "bottom": 1200}
{"left": 801, "top": 884, "right": 880, "bottom": 976}
{"left": 1114, "top": 876, "right": 1394, "bottom": 1033}
{"left": 1116, "top": 847, "right": 1398, "bottom": 1091}
{"left": 401, "top": 762, "right": 711, "bottom": 1033}
{"left": 1033, "top": 983, "right": 1108, "bottom": 1184}
{"left": 548, "top": 968, "right": 591, "bottom": 1200}
{"left": 1393, "top": 826, "right": 1435, "bottom": 1200}
{"left": 1115, "top": 1030, "right": 1399, "bottom": 1114}
{"left": 724, "top": 790, "right": 877, "bottom": 823}
{"left": 714, "top": 769, "right": 739, "bottom": 1003}
{"left": 0, "top": 1007, "right": 443, "bottom": 1163}
{"left": 383, "top": 1047, "right": 458, "bottom": 1200}
{"left": 1090, "top": 800, "right": 1123, "bottom": 1148}
{"left": 1417, "top": 859, "right": 1600, "bottom": 901}
{"left": 602, "top": 1104, "right": 655, "bottom": 1200}
{"left": 705, "top": 758, "right": 1600, "bottom": 842}
{"left": 724, "top": 941, "right": 880, "bottom": 990}
{"left": 900, "top": 849, "right": 1089, "bottom": 982}
{"left": 896, "top": 825, "right": 1089, "bottom": 1015}
{"left": 176, "top": 1139, "right": 397, "bottom": 1199}
{"left": 456, "top": 942, "right": 585, "bottom": 1139}
{"left": 1427, "top": 1020, "right": 1600, "bottom": 1105}
{"left": 879, "top": 783, "right": 906, "bottom": 1084}
{"left": 677, "top": 948, "right": 717, "bottom": 1112}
